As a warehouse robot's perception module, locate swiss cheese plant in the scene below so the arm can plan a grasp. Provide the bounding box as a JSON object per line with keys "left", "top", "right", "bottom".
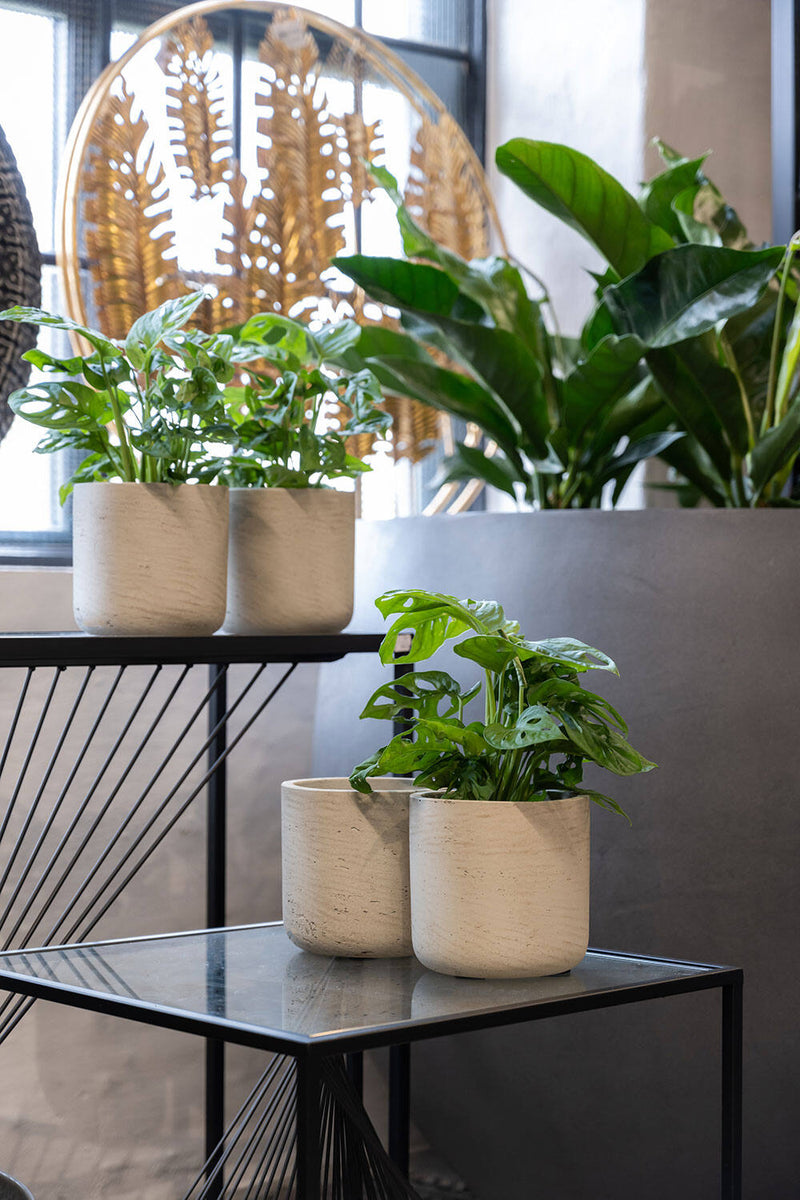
{"left": 350, "top": 590, "right": 655, "bottom": 817}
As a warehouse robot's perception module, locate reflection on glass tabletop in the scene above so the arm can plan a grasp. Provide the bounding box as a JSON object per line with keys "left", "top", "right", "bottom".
{"left": 0, "top": 923, "right": 731, "bottom": 1054}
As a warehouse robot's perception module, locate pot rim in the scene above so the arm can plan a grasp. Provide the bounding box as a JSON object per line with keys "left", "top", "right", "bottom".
{"left": 72, "top": 479, "right": 224, "bottom": 490}
{"left": 228, "top": 485, "right": 355, "bottom": 497}
{"left": 283, "top": 775, "right": 417, "bottom": 792}
{"left": 411, "top": 790, "right": 590, "bottom": 810}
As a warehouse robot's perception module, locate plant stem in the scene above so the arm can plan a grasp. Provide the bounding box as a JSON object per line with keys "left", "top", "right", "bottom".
{"left": 719, "top": 330, "right": 756, "bottom": 450}
{"left": 484, "top": 670, "right": 496, "bottom": 724}
{"left": 764, "top": 237, "right": 800, "bottom": 435}
{"left": 102, "top": 364, "right": 138, "bottom": 482}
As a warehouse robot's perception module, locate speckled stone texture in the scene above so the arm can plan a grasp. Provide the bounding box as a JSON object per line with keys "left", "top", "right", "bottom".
{"left": 281, "top": 776, "right": 414, "bottom": 957}
{"left": 72, "top": 482, "right": 228, "bottom": 636}
{"left": 224, "top": 487, "right": 354, "bottom": 634}
{"left": 410, "top": 793, "right": 590, "bottom": 979}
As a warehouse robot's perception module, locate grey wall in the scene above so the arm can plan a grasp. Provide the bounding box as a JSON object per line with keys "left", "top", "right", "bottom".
{"left": 313, "top": 511, "right": 800, "bottom": 1200}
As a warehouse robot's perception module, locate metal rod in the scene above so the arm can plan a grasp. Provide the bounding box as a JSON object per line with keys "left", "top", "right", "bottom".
{"left": 0, "top": 666, "right": 64, "bottom": 848}
{"left": 0, "top": 667, "right": 33, "bottom": 783}
{"left": 721, "top": 976, "right": 743, "bottom": 1200}
{"left": 6, "top": 664, "right": 179, "bottom": 951}
{"left": 0, "top": 663, "right": 130, "bottom": 946}
{"left": 182, "top": 1055, "right": 285, "bottom": 1199}
{"left": 205, "top": 663, "right": 229, "bottom": 1191}
{"left": 0, "top": 666, "right": 96, "bottom": 930}
{"left": 78, "top": 663, "right": 296, "bottom": 938}
{"left": 203, "top": 1060, "right": 294, "bottom": 1200}
{"left": 345, "top": 1051, "right": 364, "bottom": 1100}
{"left": 296, "top": 1057, "right": 323, "bottom": 1200}
{"left": 388, "top": 1043, "right": 410, "bottom": 1177}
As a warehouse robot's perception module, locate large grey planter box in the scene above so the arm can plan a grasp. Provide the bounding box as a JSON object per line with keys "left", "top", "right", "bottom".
{"left": 313, "top": 509, "right": 800, "bottom": 1200}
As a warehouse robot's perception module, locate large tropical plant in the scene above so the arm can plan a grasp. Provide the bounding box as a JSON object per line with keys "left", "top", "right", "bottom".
{"left": 333, "top": 167, "right": 682, "bottom": 508}
{"left": 350, "top": 589, "right": 655, "bottom": 817}
{"left": 494, "top": 139, "right": 796, "bottom": 506}
{"left": 336, "top": 145, "right": 800, "bottom": 507}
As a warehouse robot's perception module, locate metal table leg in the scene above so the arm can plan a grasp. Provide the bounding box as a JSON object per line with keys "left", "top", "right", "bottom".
{"left": 721, "top": 974, "right": 743, "bottom": 1200}
{"left": 297, "top": 1056, "right": 323, "bottom": 1200}
{"left": 205, "top": 664, "right": 228, "bottom": 1194}
{"left": 389, "top": 1042, "right": 411, "bottom": 1177}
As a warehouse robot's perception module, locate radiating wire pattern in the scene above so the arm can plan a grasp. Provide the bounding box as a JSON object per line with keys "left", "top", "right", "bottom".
{"left": 183, "top": 1054, "right": 422, "bottom": 1199}
{"left": 0, "top": 657, "right": 297, "bottom": 1045}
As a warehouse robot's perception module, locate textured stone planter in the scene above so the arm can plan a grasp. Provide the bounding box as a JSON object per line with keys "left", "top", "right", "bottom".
{"left": 224, "top": 488, "right": 354, "bottom": 634}
{"left": 281, "top": 776, "right": 414, "bottom": 958}
{"left": 410, "top": 792, "right": 590, "bottom": 978}
{"left": 72, "top": 482, "right": 229, "bottom": 636}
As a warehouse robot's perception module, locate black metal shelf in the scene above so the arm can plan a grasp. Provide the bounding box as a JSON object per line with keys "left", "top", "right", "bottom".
{"left": 0, "top": 631, "right": 384, "bottom": 668}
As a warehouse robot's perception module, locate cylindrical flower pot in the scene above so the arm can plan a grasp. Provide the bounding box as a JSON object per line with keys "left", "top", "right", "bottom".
{"left": 224, "top": 488, "right": 354, "bottom": 635}
{"left": 410, "top": 793, "right": 590, "bottom": 979}
{"left": 281, "top": 776, "right": 414, "bottom": 958}
{"left": 0, "top": 1173, "right": 34, "bottom": 1200}
{"left": 72, "top": 482, "right": 229, "bottom": 636}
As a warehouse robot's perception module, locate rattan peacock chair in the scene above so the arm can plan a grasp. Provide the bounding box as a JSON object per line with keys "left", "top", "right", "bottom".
{"left": 56, "top": 1, "right": 506, "bottom": 512}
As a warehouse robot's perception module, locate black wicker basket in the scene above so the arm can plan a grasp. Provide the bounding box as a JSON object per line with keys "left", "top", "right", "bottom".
{"left": 0, "top": 123, "right": 42, "bottom": 442}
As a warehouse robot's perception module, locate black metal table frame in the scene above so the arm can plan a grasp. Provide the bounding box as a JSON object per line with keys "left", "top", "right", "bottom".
{"left": 0, "top": 921, "right": 743, "bottom": 1200}
{"left": 0, "top": 631, "right": 402, "bottom": 1192}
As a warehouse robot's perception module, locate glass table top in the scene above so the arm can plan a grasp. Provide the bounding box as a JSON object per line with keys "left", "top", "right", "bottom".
{"left": 0, "top": 923, "right": 732, "bottom": 1055}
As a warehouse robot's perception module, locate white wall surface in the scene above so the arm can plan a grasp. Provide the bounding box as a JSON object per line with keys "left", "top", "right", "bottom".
{"left": 487, "top": 0, "right": 647, "bottom": 333}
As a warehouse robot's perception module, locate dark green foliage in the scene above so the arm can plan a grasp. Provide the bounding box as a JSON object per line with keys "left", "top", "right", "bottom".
{"left": 0, "top": 296, "right": 390, "bottom": 498}
{"left": 494, "top": 139, "right": 800, "bottom": 507}
{"left": 1, "top": 292, "right": 239, "bottom": 497}
{"left": 333, "top": 168, "right": 680, "bottom": 509}
{"left": 216, "top": 313, "right": 389, "bottom": 488}
{"left": 350, "top": 589, "right": 655, "bottom": 815}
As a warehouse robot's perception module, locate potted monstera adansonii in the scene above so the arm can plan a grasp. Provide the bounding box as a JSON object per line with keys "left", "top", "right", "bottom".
{"left": 350, "top": 590, "right": 655, "bottom": 979}
{"left": 0, "top": 292, "right": 237, "bottom": 635}
{"left": 219, "top": 313, "right": 390, "bottom": 635}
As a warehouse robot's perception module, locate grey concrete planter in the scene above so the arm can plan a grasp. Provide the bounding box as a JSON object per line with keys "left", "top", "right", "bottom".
{"left": 313, "top": 509, "right": 800, "bottom": 1200}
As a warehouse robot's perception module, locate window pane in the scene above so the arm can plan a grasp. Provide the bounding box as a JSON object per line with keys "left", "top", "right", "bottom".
{"left": 0, "top": 268, "right": 70, "bottom": 535}
{"left": 0, "top": 7, "right": 60, "bottom": 253}
{"left": 362, "top": 0, "right": 470, "bottom": 50}
{"left": 393, "top": 45, "right": 467, "bottom": 123}
{"left": 300, "top": 0, "right": 355, "bottom": 23}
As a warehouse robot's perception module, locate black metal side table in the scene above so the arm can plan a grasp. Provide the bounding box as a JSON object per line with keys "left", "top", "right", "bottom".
{"left": 0, "top": 922, "right": 743, "bottom": 1200}
{"left": 0, "top": 631, "right": 391, "bottom": 1180}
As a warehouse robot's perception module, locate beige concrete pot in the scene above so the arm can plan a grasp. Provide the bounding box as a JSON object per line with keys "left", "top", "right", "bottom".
{"left": 410, "top": 793, "right": 590, "bottom": 979}
{"left": 281, "top": 776, "right": 414, "bottom": 958}
{"left": 72, "top": 482, "right": 229, "bottom": 636}
{"left": 224, "top": 487, "right": 354, "bottom": 634}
